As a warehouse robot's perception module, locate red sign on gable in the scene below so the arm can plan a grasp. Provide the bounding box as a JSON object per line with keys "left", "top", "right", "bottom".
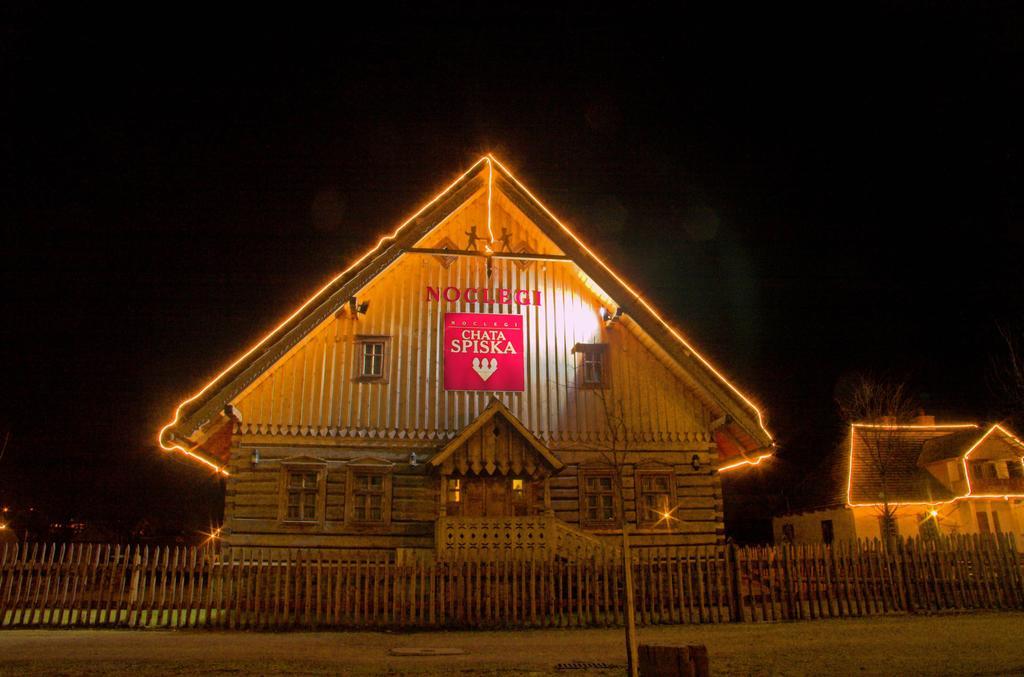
{"left": 443, "top": 312, "right": 525, "bottom": 392}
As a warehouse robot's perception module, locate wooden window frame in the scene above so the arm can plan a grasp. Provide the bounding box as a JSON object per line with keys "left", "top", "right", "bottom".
{"left": 781, "top": 523, "right": 795, "bottom": 544}
{"left": 445, "top": 477, "right": 463, "bottom": 516}
{"left": 278, "top": 461, "right": 327, "bottom": 526}
{"left": 572, "top": 343, "right": 610, "bottom": 389}
{"left": 353, "top": 335, "right": 391, "bottom": 383}
{"left": 345, "top": 465, "right": 393, "bottom": 527}
{"left": 579, "top": 469, "right": 619, "bottom": 528}
{"left": 635, "top": 469, "right": 676, "bottom": 527}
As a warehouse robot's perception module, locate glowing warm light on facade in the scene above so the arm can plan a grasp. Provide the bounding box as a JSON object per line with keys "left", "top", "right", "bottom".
{"left": 159, "top": 155, "right": 775, "bottom": 472}
{"left": 654, "top": 506, "right": 679, "bottom": 528}
{"left": 486, "top": 155, "right": 774, "bottom": 448}
{"left": 851, "top": 423, "right": 979, "bottom": 430}
{"left": 718, "top": 453, "right": 773, "bottom": 473}
{"left": 961, "top": 423, "right": 1024, "bottom": 500}
{"left": 486, "top": 157, "right": 495, "bottom": 243}
{"left": 845, "top": 422, "right": 1024, "bottom": 510}
{"left": 157, "top": 157, "right": 490, "bottom": 471}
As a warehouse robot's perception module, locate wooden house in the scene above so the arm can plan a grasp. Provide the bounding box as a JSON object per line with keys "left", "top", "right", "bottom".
{"left": 158, "top": 156, "right": 774, "bottom": 560}
{"left": 773, "top": 416, "right": 1024, "bottom": 545}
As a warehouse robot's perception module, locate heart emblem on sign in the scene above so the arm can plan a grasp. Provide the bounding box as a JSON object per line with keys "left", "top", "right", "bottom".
{"left": 472, "top": 357, "right": 498, "bottom": 381}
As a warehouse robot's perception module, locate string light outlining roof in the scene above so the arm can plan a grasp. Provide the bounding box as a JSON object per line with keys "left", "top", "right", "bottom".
{"left": 158, "top": 155, "right": 774, "bottom": 474}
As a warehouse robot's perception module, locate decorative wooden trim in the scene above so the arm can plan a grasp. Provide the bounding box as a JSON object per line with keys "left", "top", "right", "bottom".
{"left": 352, "top": 335, "right": 391, "bottom": 384}
{"left": 404, "top": 246, "right": 571, "bottom": 263}
{"left": 429, "top": 236, "right": 460, "bottom": 269}
{"left": 429, "top": 398, "right": 565, "bottom": 473}
{"left": 511, "top": 240, "right": 535, "bottom": 271}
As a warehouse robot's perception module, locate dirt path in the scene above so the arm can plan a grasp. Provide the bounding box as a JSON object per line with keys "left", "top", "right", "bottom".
{"left": 0, "top": 612, "right": 1022, "bottom": 675}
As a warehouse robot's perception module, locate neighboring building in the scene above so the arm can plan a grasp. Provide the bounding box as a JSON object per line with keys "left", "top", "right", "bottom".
{"left": 773, "top": 416, "right": 1024, "bottom": 545}
{"left": 159, "top": 156, "right": 774, "bottom": 560}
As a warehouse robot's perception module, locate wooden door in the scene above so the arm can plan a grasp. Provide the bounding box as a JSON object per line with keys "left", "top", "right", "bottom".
{"left": 463, "top": 478, "right": 511, "bottom": 517}
{"left": 484, "top": 478, "right": 509, "bottom": 516}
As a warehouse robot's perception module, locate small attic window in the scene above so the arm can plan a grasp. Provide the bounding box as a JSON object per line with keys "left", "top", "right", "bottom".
{"left": 354, "top": 335, "right": 390, "bottom": 383}
{"left": 573, "top": 343, "right": 609, "bottom": 388}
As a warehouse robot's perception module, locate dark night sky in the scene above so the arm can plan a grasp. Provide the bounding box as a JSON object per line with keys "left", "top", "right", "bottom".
{"left": 2, "top": 5, "right": 1023, "bottom": 535}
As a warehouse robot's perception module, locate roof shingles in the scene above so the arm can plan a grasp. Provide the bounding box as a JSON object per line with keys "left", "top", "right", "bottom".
{"left": 848, "top": 428, "right": 960, "bottom": 505}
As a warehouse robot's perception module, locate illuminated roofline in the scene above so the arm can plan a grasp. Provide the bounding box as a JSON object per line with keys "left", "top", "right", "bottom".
{"left": 851, "top": 422, "right": 979, "bottom": 430}
{"left": 159, "top": 154, "right": 775, "bottom": 473}
{"left": 718, "top": 453, "right": 773, "bottom": 473}
{"left": 845, "top": 422, "right": 1024, "bottom": 509}
{"left": 488, "top": 155, "right": 773, "bottom": 447}
{"left": 158, "top": 157, "right": 490, "bottom": 473}
{"left": 962, "top": 423, "right": 1024, "bottom": 500}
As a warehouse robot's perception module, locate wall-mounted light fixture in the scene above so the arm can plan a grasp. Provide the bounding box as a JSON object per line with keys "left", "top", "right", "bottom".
{"left": 349, "top": 297, "right": 370, "bottom": 316}
{"left": 600, "top": 306, "right": 624, "bottom": 327}
{"left": 410, "top": 452, "right": 418, "bottom": 467}
{"left": 251, "top": 448, "right": 261, "bottom": 468}
{"left": 691, "top": 454, "right": 701, "bottom": 471}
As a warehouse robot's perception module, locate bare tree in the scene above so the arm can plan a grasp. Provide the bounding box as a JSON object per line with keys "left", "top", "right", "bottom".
{"left": 991, "top": 324, "right": 1024, "bottom": 427}
{"left": 580, "top": 386, "right": 641, "bottom": 677}
{"left": 836, "top": 374, "right": 917, "bottom": 550}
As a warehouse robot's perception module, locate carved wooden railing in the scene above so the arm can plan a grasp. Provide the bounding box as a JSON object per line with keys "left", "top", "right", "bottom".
{"left": 969, "top": 476, "right": 1024, "bottom": 495}
{"left": 553, "top": 520, "right": 618, "bottom": 559}
{"left": 436, "top": 515, "right": 618, "bottom": 561}
{"left": 436, "top": 516, "right": 553, "bottom": 560}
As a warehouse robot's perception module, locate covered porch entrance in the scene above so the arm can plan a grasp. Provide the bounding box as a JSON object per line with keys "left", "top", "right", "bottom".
{"left": 429, "top": 400, "right": 600, "bottom": 560}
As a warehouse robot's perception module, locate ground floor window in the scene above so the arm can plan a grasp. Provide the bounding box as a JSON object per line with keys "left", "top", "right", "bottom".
{"left": 286, "top": 471, "right": 319, "bottom": 521}
{"left": 347, "top": 467, "right": 392, "bottom": 525}
{"left": 580, "top": 471, "right": 616, "bottom": 527}
{"left": 446, "top": 477, "right": 462, "bottom": 515}
{"left": 636, "top": 471, "right": 674, "bottom": 526}
{"left": 781, "top": 523, "right": 795, "bottom": 544}
{"left": 279, "top": 463, "right": 326, "bottom": 524}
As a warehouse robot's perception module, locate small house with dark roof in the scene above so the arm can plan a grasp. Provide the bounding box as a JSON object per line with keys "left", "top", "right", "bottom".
{"left": 773, "top": 415, "right": 1024, "bottom": 545}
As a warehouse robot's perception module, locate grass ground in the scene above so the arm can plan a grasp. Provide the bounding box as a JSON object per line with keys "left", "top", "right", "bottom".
{"left": 0, "top": 612, "right": 1021, "bottom": 675}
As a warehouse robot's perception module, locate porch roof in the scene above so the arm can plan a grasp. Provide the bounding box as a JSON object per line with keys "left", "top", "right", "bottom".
{"left": 429, "top": 398, "right": 565, "bottom": 476}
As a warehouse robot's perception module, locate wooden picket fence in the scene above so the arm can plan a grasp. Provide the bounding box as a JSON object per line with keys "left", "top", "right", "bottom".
{"left": 1, "top": 533, "right": 1021, "bottom": 629}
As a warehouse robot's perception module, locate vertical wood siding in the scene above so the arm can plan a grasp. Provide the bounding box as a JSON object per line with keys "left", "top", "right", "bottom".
{"left": 232, "top": 190, "right": 712, "bottom": 448}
